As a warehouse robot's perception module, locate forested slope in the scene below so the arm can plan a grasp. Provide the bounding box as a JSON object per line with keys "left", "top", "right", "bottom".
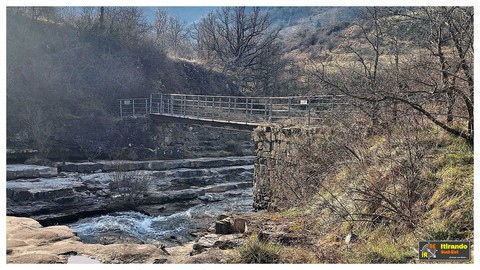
{"left": 6, "top": 8, "right": 239, "bottom": 162}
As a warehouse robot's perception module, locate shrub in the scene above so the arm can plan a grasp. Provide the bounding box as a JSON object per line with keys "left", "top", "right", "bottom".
{"left": 108, "top": 169, "right": 152, "bottom": 208}
{"left": 232, "top": 235, "right": 283, "bottom": 264}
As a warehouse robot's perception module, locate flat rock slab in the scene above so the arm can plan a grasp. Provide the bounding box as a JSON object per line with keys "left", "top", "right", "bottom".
{"left": 7, "top": 177, "right": 83, "bottom": 202}
{"left": 202, "top": 181, "right": 252, "bottom": 193}
{"left": 68, "top": 255, "right": 102, "bottom": 264}
{"left": 191, "top": 233, "right": 244, "bottom": 255}
{"left": 56, "top": 156, "right": 256, "bottom": 173}
{"left": 56, "top": 162, "right": 103, "bottom": 173}
{"left": 6, "top": 216, "right": 168, "bottom": 264}
{"left": 7, "top": 164, "right": 58, "bottom": 180}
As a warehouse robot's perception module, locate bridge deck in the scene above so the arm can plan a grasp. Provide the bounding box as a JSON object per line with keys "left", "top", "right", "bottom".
{"left": 150, "top": 113, "right": 268, "bottom": 131}
{"left": 119, "top": 93, "right": 348, "bottom": 130}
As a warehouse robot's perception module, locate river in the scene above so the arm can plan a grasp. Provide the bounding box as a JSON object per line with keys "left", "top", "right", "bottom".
{"left": 69, "top": 187, "right": 252, "bottom": 246}
{"left": 7, "top": 156, "right": 255, "bottom": 246}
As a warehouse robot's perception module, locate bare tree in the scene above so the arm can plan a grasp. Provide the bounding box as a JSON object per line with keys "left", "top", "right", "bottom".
{"left": 22, "top": 106, "right": 54, "bottom": 161}
{"left": 311, "top": 7, "right": 473, "bottom": 144}
{"left": 195, "top": 7, "right": 281, "bottom": 95}
{"left": 388, "top": 7, "right": 474, "bottom": 143}
{"left": 105, "top": 7, "right": 152, "bottom": 45}
{"left": 420, "top": 7, "right": 473, "bottom": 139}
{"left": 154, "top": 8, "right": 169, "bottom": 51}
{"left": 193, "top": 12, "right": 217, "bottom": 62}
{"left": 252, "top": 41, "right": 286, "bottom": 96}
{"left": 153, "top": 10, "right": 192, "bottom": 58}
{"left": 74, "top": 7, "right": 151, "bottom": 50}
{"left": 166, "top": 17, "right": 188, "bottom": 58}
{"left": 310, "top": 7, "right": 387, "bottom": 126}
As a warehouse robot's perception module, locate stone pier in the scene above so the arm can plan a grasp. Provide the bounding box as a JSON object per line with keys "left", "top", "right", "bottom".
{"left": 252, "top": 125, "right": 321, "bottom": 210}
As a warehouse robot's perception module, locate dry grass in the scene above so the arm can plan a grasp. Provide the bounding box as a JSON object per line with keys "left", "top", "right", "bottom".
{"left": 251, "top": 119, "right": 473, "bottom": 263}
{"left": 230, "top": 235, "right": 283, "bottom": 264}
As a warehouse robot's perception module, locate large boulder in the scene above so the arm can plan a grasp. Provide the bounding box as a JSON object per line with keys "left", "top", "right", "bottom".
{"left": 215, "top": 216, "right": 248, "bottom": 234}
{"left": 215, "top": 217, "right": 234, "bottom": 234}
{"left": 233, "top": 218, "right": 248, "bottom": 233}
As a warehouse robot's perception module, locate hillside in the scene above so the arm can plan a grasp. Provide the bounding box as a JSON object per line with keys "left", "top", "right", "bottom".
{"left": 7, "top": 6, "right": 472, "bottom": 153}
{"left": 137, "top": 6, "right": 358, "bottom": 27}
{"left": 6, "top": 9, "right": 239, "bottom": 116}
{"left": 268, "top": 7, "right": 359, "bottom": 30}
{"left": 230, "top": 122, "right": 473, "bottom": 263}
{"left": 6, "top": 8, "right": 241, "bottom": 161}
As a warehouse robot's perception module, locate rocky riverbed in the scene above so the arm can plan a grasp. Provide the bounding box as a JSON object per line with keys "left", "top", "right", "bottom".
{"left": 7, "top": 215, "right": 242, "bottom": 264}
{"left": 7, "top": 156, "right": 255, "bottom": 225}
{"left": 7, "top": 210, "right": 317, "bottom": 264}
{"left": 6, "top": 216, "right": 169, "bottom": 264}
{"left": 6, "top": 155, "right": 258, "bottom": 264}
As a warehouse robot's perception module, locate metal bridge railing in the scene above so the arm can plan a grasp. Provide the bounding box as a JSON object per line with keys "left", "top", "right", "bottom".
{"left": 118, "top": 98, "right": 150, "bottom": 118}
{"left": 119, "top": 93, "right": 348, "bottom": 125}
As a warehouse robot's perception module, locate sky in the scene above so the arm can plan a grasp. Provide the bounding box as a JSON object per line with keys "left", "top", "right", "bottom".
{"left": 140, "top": 7, "right": 216, "bottom": 24}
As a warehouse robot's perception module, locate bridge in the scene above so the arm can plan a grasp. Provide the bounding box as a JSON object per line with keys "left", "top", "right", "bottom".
{"left": 119, "top": 93, "right": 348, "bottom": 131}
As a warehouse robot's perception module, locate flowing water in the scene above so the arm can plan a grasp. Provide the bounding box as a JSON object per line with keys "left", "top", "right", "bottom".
{"left": 7, "top": 156, "right": 255, "bottom": 247}
{"left": 70, "top": 187, "right": 253, "bottom": 246}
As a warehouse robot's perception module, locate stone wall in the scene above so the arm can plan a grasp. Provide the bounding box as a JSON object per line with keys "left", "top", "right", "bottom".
{"left": 91, "top": 117, "right": 255, "bottom": 161}
{"left": 7, "top": 117, "right": 254, "bottom": 163}
{"left": 153, "top": 121, "right": 254, "bottom": 159}
{"left": 252, "top": 125, "right": 321, "bottom": 210}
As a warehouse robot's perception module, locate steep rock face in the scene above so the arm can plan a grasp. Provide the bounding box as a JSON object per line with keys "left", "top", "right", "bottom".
{"left": 6, "top": 175, "right": 107, "bottom": 225}
{"left": 6, "top": 148, "right": 39, "bottom": 164}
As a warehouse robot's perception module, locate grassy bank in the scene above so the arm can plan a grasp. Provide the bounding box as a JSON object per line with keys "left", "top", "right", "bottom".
{"left": 236, "top": 122, "right": 473, "bottom": 263}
